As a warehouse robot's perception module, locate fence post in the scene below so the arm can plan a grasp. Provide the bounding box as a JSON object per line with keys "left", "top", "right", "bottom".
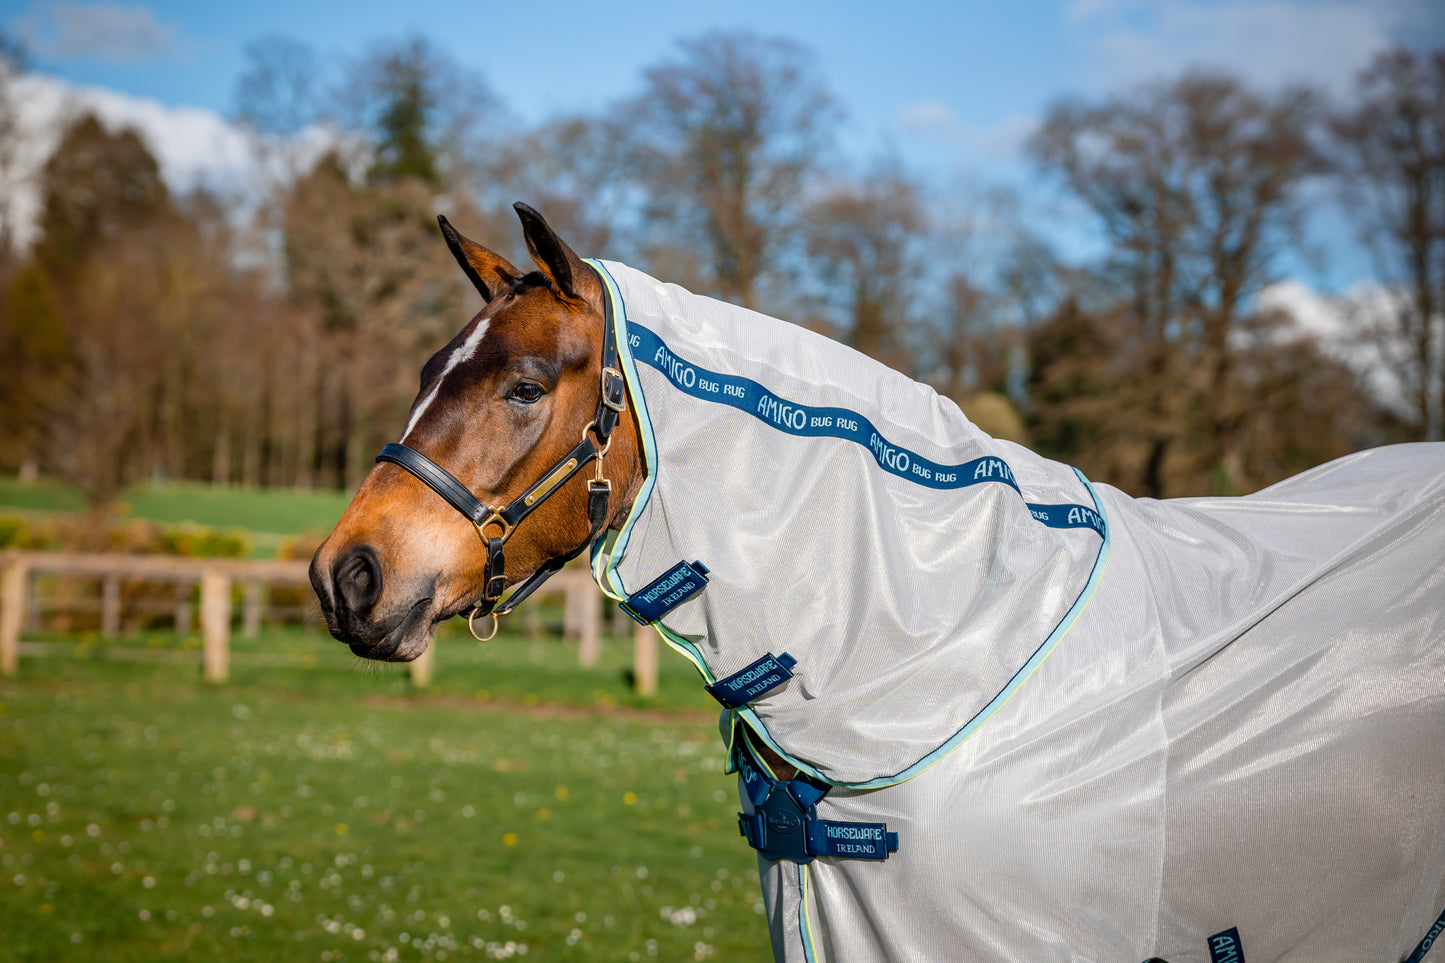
{"left": 242, "top": 580, "right": 263, "bottom": 637}
{"left": 410, "top": 640, "right": 434, "bottom": 688}
{"left": 101, "top": 574, "right": 121, "bottom": 636}
{"left": 25, "top": 571, "right": 41, "bottom": 632}
{"left": 633, "top": 622, "right": 657, "bottom": 697}
{"left": 1, "top": 557, "right": 27, "bottom": 677}
{"left": 174, "top": 583, "right": 193, "bottom": 634}
{"left": 200, "top": 568, "right": 230, "bottom": 683}
{"left": 577, "top": 583, "right": 600, "bottom": 668}
{"left": 563, "top": 585, "right": 581, "bottom": 640}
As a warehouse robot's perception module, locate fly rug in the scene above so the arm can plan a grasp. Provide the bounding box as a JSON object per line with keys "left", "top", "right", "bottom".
{"left": 584, "top": 259, "right": 1445, "bottom": 963}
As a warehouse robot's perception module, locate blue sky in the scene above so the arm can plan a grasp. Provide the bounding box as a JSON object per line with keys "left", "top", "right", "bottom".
{"left": 4, "top": 0, "right": 1443, "bottom": 288}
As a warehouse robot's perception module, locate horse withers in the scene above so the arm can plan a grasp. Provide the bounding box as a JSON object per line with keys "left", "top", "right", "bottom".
{"left": 312, "top": 203, "right": 1445, "bottom": 963}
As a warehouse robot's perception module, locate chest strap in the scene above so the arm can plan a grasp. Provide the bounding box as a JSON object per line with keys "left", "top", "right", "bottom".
{"left": 732, "top": 730, "right": 899, "bottom": 864}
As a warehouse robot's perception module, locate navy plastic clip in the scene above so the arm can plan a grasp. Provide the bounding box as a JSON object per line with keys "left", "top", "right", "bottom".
{"left": 733, "top": 732, "right": 899, "bottom": 864}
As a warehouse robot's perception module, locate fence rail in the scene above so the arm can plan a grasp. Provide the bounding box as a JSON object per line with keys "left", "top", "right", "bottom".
{"left": 0, "top": 549, "right": 657, "bottom": 692}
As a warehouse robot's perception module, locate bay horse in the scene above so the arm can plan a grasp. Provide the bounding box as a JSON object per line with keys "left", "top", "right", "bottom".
{"left": 311, "top": 203, "right": 1445, "bottom": 962}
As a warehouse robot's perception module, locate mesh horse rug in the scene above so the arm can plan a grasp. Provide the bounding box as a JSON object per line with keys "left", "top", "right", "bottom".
{"left": 584, "top": 259, "right": 1445, "bottom": 963}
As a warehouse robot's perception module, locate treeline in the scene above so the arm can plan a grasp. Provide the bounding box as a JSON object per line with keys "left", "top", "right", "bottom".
{"left": 0, "top": 33, "right": 1441, "bottom": 503}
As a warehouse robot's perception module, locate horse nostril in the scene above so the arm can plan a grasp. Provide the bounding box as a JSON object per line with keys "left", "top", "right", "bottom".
{"left": 334, "top": 545, "right": 383, "bottom": 616}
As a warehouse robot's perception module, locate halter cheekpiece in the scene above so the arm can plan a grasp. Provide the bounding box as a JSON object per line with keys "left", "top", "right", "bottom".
{"left": 375, "top": 263, "right": 626, "bottom": 637}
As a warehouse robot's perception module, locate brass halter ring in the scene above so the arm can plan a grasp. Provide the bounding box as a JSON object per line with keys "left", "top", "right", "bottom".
{"left": 582, "top": 420, "right": 614, "bottom": 484}
{"left": 468, "top": 607, "right": 499, "bottom": 642}
{"left": 473, "top": 510, "right": 512, "bottom": 544}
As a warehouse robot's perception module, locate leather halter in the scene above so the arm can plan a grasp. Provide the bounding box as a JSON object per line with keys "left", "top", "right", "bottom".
{"left": 375, "top": 264, "right": 626, "bottom": 634}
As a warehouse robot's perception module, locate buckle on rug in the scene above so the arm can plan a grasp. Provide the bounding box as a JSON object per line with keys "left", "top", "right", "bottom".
{"left": 733, "top": 732, "right": 899, "bottom": 864}
{"left": 739, "top": 789, "right": 813, "bottom": 863}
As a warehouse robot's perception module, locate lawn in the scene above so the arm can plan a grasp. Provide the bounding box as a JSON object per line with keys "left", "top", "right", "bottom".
{"left": 0, "top": 628, "right": 769, "bottom": 962}
{"left": 120, "top": 484, "right": 353, "bottom": 540}
{"left": 0, "top": 476, "right": 352, "bottom": 541}
{"left": 0, "top": 477, "right": 88, "bottom": 516}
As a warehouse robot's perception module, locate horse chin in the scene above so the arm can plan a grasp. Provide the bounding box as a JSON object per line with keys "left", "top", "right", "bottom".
{"left": 348, "top": 596, "right": 436, "bottom": 663}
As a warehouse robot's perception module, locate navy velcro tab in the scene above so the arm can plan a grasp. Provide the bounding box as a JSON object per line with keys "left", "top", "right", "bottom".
{"left": 806, "top": 820, "right": 899, "bottom": 860}
{"left": 1207, "top": 928, "right": 1244, "bottom": 963}
{"left": 706, "top": 652, "right": 797, "bottom": 708}
{"left": 620, "top": 560, "right": 710, "bottom": 624}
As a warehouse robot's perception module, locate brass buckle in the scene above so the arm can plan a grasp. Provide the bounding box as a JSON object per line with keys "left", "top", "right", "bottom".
{"left": 600, "top": 366, "right": 626, "bottom": 412}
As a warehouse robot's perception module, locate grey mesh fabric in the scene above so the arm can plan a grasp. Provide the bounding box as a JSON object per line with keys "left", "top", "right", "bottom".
{"left": 585, "top": 259, "right": 1445, "bottom": 962}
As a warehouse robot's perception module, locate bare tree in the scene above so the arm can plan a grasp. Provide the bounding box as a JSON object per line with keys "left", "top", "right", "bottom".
{"left": 1029, "top": 71, "right": 1319, "bottom": 495}
{"left": 920, "top": 187, "right": 1053, "bottom": 406}
{"left": 479, "top": 114, "right": 630, "bottom": 261}
{"left": 1329, "top": 47, "right": 1445, "bottom": 442}
{"left": 622, "top": 31, "right": 839, "bottom": 310}
{"left": 235, "top": 34, "right": 323, "bottom": 139}
{"left": 233, "top": 33, "right": 331, "bottom": 192}
{"left": 803, "top": 164, "right": 925, "bottom": 369}
{"left": 282, "top": 153, "right": 478, "bottom": 489}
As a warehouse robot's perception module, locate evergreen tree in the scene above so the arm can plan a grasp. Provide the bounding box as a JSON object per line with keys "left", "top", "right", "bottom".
{"left": 35, "top": 113, "right": 171, "bottom": 280}
{"left": 371, "top": 51, "right": 440, "bottom": 186}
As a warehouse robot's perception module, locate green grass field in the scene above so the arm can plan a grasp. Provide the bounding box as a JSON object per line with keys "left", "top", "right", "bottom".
{"left": 119, "top": 484, "right": 353, "bottom": 540}
{"left": 0, "top": 478, "right": 773, "bottom": 960}
{"left": 0, "top": 476, "right": 352, "bottom": 542}
{"left": 0, "top": 478, "right": 89, "bottom": 516}
{"left": 0, "top": 628, "right": 771, "bottom": 962}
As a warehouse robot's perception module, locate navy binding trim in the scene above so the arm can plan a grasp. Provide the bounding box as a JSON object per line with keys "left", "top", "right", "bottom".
{"left": 1406, "top": 903, "right": 1445, "bottom": 963}
{"left": 627, "top": 321, "right": 1105, "bottom": 536}
{"left": 1207, "top": 927, "right": 1245, "bottom": 963}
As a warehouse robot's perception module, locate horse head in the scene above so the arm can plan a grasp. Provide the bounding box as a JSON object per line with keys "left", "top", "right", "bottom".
{"left": 309, "top": 203, "right": 642, "bottom": 661}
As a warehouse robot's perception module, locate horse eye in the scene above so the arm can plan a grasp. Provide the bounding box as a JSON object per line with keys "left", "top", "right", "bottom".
{"left": 509, "top": 381, "right": 545, "bottom": 404}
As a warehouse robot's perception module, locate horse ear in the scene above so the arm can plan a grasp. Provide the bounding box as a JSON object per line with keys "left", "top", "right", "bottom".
{"left": 513, "top": 202, "right": 590, "bottom": 302}
{"left": 437, "top": 215, "right": 522, "bottom": 302}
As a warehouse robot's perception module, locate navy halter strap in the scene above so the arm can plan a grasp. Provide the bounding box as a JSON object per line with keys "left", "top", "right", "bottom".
{"left": 376, "top": 263, "right": 627, "bottom": 624}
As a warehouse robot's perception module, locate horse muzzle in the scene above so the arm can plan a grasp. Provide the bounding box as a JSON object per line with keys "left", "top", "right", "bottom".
{"left": 310, "top": 543, "right": 437, "bottom": 661}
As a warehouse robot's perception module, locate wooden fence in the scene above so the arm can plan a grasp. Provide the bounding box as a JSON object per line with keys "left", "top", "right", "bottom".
{"left": 0, "top": 550, "right": 658, "bottom": 692}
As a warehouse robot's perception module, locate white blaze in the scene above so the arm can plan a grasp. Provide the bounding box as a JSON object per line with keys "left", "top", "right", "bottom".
{"left": 399, "top": 316, "right": 491, "bottom": 443}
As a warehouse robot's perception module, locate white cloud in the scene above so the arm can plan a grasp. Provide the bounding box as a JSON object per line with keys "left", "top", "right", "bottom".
{"left": 1, "top": 72, "right": 339, "bottom": 253}
{"left": 14, "top": 1, "right": 177, "bottom": 63}
{"left": 972, "top": 113, "right": 1038, "bottom": 162}
{"left": 1070, "top": 0, "right": 1423, "bottom": 94}
{"left": 893, "top": 101, "right": 1038, "bottom": 164}
{"left": 1257, "top": 277, "right": 1418, "bottom": 417}
{"left": 896, "top": 99, "right": 964, "bottom": 135}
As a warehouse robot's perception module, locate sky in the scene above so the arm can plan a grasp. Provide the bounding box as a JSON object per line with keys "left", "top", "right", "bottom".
{"left": 3, "top": 0, "right": 1444, "bottom": 291}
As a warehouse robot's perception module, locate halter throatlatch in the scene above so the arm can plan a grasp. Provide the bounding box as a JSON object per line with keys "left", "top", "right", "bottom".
{"left": 376, "top": 263, "right": 626, "bottom": 638}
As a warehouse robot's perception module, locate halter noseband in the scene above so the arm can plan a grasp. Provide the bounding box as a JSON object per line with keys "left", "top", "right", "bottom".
{"left": 375, "top": 264, "right": 626, "bottom": 637}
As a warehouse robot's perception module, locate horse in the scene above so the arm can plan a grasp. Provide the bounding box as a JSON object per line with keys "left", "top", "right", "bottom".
{"left": 310, "top": 203, "right": 1445, "bottom": 963}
